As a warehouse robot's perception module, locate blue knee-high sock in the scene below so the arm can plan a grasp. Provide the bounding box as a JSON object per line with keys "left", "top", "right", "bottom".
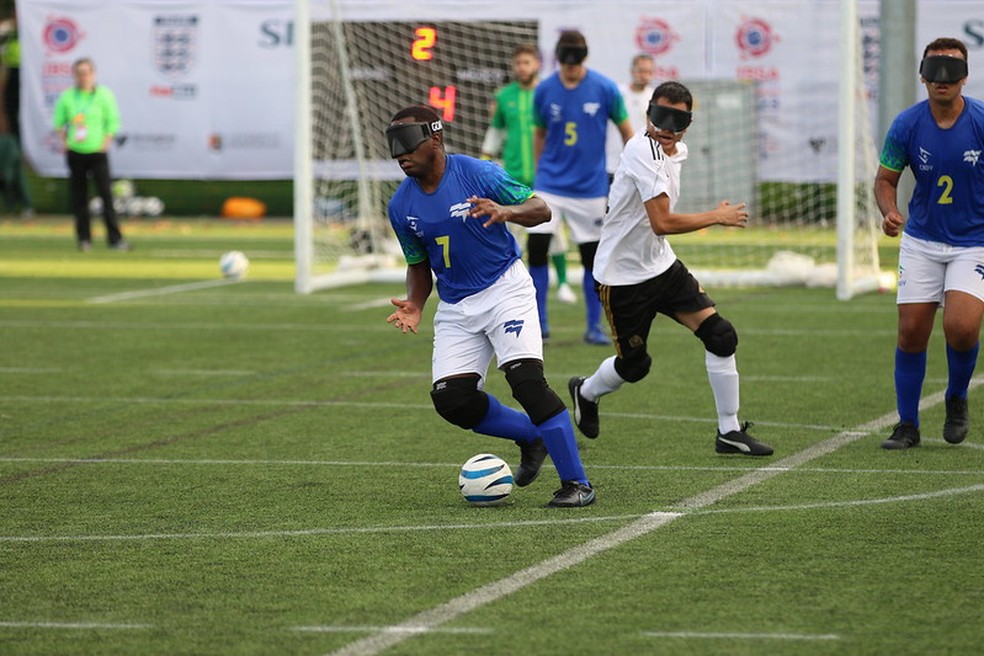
{"left": 946, "top": 342, "right": 979, "bottom": 400}
{"left": 896, "top": 348, "right": 927, "bottom": 426}
{"left": 582, "top": 268, "right": 602, "bottom": 331}
{"left": 472, "top": 393, "right": 539, "bottom": 444}
{"left": 538, "top": 409, "right": 588, "bottom": 485}
{"left": 529, "top": 264, "right": 550, "bottom": 334}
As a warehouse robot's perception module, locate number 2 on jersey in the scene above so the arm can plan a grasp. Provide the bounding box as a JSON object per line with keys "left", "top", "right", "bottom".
{"left": 937, "top": 175, "right": 954, "bottom": 205}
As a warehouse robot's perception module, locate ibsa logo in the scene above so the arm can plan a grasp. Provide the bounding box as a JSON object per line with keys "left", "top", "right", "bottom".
{"left": 635, "top": 18, "right": 678, "bottom": 57}
{"left": 43, "top": 16, "right": 83, "bottom": 53}
{"left": 735, "top": 17, "right": 778, "bottom": 59}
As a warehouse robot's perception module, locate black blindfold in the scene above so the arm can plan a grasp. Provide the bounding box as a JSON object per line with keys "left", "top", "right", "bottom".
{"left": 648, "top": 104, "right": 692, "bottom": 133}
{"left": 920, "top": 56, "right": 968, "bottom": 83}
{"left": 385, "top": 120, "right": 442, "bottom": 158}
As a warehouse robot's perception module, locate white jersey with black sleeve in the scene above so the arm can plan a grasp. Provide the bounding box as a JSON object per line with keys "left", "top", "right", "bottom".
{"left": 593, "top": 131, "right": 688, "bottom": 286}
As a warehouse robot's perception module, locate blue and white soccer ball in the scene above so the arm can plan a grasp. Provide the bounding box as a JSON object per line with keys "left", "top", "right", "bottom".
{"left": 458, "top": 453, "right": 513, "bottom": 506}
{"left": 219, "top": 250, "right": 249, "bottom": 279}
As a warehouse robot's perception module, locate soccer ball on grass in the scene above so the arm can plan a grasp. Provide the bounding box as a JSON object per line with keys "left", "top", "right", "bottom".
{"left": 219, "top": 251, "right": 249, "bottom": 279}
{"left": 458, "top": 453, "right": 513, "bottom": 506}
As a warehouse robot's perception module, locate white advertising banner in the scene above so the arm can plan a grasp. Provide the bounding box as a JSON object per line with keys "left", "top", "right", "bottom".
{"left": 16, "top": 0, "right": 984, "bottom": 181}
{"left": 19, "top": 0, "right": 294, "bottom": 180}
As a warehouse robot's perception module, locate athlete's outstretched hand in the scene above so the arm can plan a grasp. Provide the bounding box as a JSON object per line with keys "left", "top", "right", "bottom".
{"left": 715, "top": 200, "right": 749, "bottom": 228}
{"left": 467, "top": 195, "right": 511, "bottom": 228}
{"left": 387, "top": 298, "right": 422, "bottom": 334}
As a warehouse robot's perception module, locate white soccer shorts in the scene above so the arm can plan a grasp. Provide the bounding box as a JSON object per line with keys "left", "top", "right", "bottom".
{"left": 526, "top": 190, "right": 607, "bottom": 245}
{"left": 897, "top": 232, "right": 984, "bottom": 305}
{"left": 432, "top": 260, "right": 543, "bottom": 385}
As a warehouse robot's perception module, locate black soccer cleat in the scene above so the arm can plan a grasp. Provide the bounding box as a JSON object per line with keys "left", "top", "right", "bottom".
{"left": 568, "top": 376, "right": 600, "bottom": 439}
{"left": 514, "top": 437, "right": 548, "bottom": 487}
{"left": 547, "top": 481, "right": 596, "bottom": 507}
{"left": 943, "top": 397, "right": 969, "bottom": 444}
{"left": 715, "top": 422, "right": 774, "bottom": 456}
{"left": 881, "top": 421, "right": 921, "bottom": 450}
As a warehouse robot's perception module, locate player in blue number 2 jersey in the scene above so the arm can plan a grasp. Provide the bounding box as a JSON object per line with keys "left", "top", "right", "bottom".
{"left": 385, "top": 105, "right": 595, "bottom": 507}
{"left": 876, "top": 37, "right": 984, "bottom": 449}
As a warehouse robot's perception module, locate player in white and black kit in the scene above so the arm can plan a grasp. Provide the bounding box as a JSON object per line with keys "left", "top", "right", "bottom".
{"left": 568, "top": 82, "right": 774, "bottom": 456}
{"left": 385, "top": 105, "right": 595, "bottom": 506}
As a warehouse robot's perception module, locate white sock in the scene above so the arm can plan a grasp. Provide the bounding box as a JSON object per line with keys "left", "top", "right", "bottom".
{"left": 706, "top": 351, "right": 740, "bottom": 433}
{"left": 581, "top": 356, "right": 625, "bottom": 402}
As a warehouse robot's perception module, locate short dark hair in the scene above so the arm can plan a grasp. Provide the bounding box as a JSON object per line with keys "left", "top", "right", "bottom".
{"left": 631, "top": 53, "right": 654, "bottom": 68}
{"left": 923, "top": 37, "right": 968, "bottom": 60}
{"left": 651, "top": 81, "right": 693, "bottom": 111}
{"left": 390, "top": 105, "right": 442, "bottom": 125}
{"left": 512, "top": 43, "right": 539, "bottom": 60}
{"left": 556, "top": 29, "right": 587, "bottom": 50}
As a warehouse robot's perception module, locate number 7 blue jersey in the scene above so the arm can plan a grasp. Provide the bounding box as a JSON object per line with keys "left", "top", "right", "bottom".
{"left": 387, "top": 154, "right": 535, "bottom": 303}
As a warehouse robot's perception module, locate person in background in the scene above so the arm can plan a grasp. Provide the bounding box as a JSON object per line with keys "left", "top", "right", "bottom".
{"left": 529, "top": 29, "right": 634, "bottom": 345}
{"left": 481, "top": 42, "right": 577, "bottom": 309}
{"left": 568, "top": 81, "right": 774, "bottom": 457}
{"left": 385, "top": 104, "right": 596, "bottom": 507}
{"left": 605, "top": 53, "right": 656, "bottom": 183}
{"left": 875, "top": 37, "right": 982, "bottom": 449}
{"left": 53, "top": 57, "right": 128, "bottom": 251}
{"left": 0, "top": 8, "right": 33, "bottom": 217}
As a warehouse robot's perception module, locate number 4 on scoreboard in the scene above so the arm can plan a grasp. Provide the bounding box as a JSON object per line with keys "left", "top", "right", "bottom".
{"left": 429, "top": 85, "right": 457, "bottom": 122}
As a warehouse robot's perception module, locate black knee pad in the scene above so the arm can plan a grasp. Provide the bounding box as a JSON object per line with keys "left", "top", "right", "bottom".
{"left": 527, "top": 233, "right": 552, "bottom": 267}
{"left": 430, "top": 376, "right": 488, "bottom": 429}
{"left": 614, "top": 352, "right": 652, "bottom": 383}
{"left": 694, "top": 313, "right": 738, "bottom": 357}
{"left": 503, "top": 359, "right": 565, "bottom": 425}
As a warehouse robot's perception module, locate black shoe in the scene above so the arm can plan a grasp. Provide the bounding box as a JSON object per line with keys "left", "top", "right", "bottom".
{"left": 715, "top": 422, "right": 774, "bottom": 456}
{"left": 514, "top": 438, "right": 547, "bottom": 487}
{"left": 881, "top": 422, "right": 921, "bottom": 450}
{"left": 547, "top": 481, "right": 596, "bottom": 507}
{"left": 943, "top": 397, "right": 969, "bottom": 444}
{"left": 568, "top": 376, "right": 599, "bottom": 439}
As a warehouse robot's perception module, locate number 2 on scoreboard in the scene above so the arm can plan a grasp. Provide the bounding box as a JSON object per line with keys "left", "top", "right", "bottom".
{"left": 412, "top": 27, "right": 436, "bottom": 61}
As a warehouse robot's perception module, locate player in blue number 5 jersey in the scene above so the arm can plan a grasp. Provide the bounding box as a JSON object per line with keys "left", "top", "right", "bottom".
{"left": 385, "top": 105, "right": 595, "bottom": 507}
{"left": 875, "top": 37, "right": 984, "bottom": 449}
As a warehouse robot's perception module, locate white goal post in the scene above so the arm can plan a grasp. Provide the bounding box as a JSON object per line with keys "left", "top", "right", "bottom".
{"left": 294, "top": 0, "right": 887, "bottom": 298}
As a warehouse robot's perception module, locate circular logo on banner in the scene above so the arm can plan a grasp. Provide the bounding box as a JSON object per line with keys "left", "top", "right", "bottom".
{"left": 635, "top": 18, "right": 678, "bottom": 56}
{"left": 43, "top": 17, "right": 83, "bottom": 53}
{"left": 735, "top": 17, "right": 777, "bottom": 58}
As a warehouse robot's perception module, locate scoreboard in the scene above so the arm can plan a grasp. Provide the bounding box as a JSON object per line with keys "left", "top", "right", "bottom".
{"left": 312, "top": 20, "right": 539, "bottom": 164}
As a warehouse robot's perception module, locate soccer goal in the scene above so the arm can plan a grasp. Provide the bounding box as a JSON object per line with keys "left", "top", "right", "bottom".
{"left": 294, "top": 0, "right": 885, "bottom": 299}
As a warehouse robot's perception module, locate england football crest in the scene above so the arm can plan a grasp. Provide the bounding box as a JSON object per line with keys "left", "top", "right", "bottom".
{"left": 153, "top": 15, "right": 199, "bottom": 79}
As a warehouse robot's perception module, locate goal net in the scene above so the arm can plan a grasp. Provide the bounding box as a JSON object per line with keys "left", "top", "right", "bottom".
{"left": 295, "top": 1, "right": 885, "bottom": 299}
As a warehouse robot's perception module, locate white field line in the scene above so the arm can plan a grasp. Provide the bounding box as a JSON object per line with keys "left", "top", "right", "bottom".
{"left": 642, "top": 631, "right": 840, "bottom": 641}
{"left": 0, "top": 515, "right": 639, "bottom": 543}
{"left": 2, "top": 484, "right": 981, "bottom": 545}
{"left": 294, "top": 626, "right": 493, "bottom": 635}
{"left": 87, "top": 279, "right": 241, "bottom": 304}
{"left": 0, "top": 621, "right": 153, "bottom": 630}
{"left": 1, "top": 456, "right": 982, "bottom": 478}
{"left": 323, "top": 378, "right": 984, "bottom": 656}
{"left": 0, "top": 395, "right": 844, "bottom": 432}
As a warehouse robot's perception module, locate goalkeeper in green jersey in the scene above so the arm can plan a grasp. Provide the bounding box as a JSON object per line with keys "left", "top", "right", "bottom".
{"left": 482, "top": 43, "right": 577, "bottom": 311}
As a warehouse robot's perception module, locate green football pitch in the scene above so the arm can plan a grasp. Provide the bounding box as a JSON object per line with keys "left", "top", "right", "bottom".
{"left": 1, "top": 217, "right": 982, "bottom": 655}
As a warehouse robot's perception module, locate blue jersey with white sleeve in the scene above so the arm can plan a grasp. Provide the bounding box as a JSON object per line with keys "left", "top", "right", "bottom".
{"left": 387, "top": 154, "right": 533, "bottom": 304}
{"left": 533, "top": 69, "right": 628, "bottom": 198}
{"left": 879, "top": 96, "right": 984, "bottom": 246}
